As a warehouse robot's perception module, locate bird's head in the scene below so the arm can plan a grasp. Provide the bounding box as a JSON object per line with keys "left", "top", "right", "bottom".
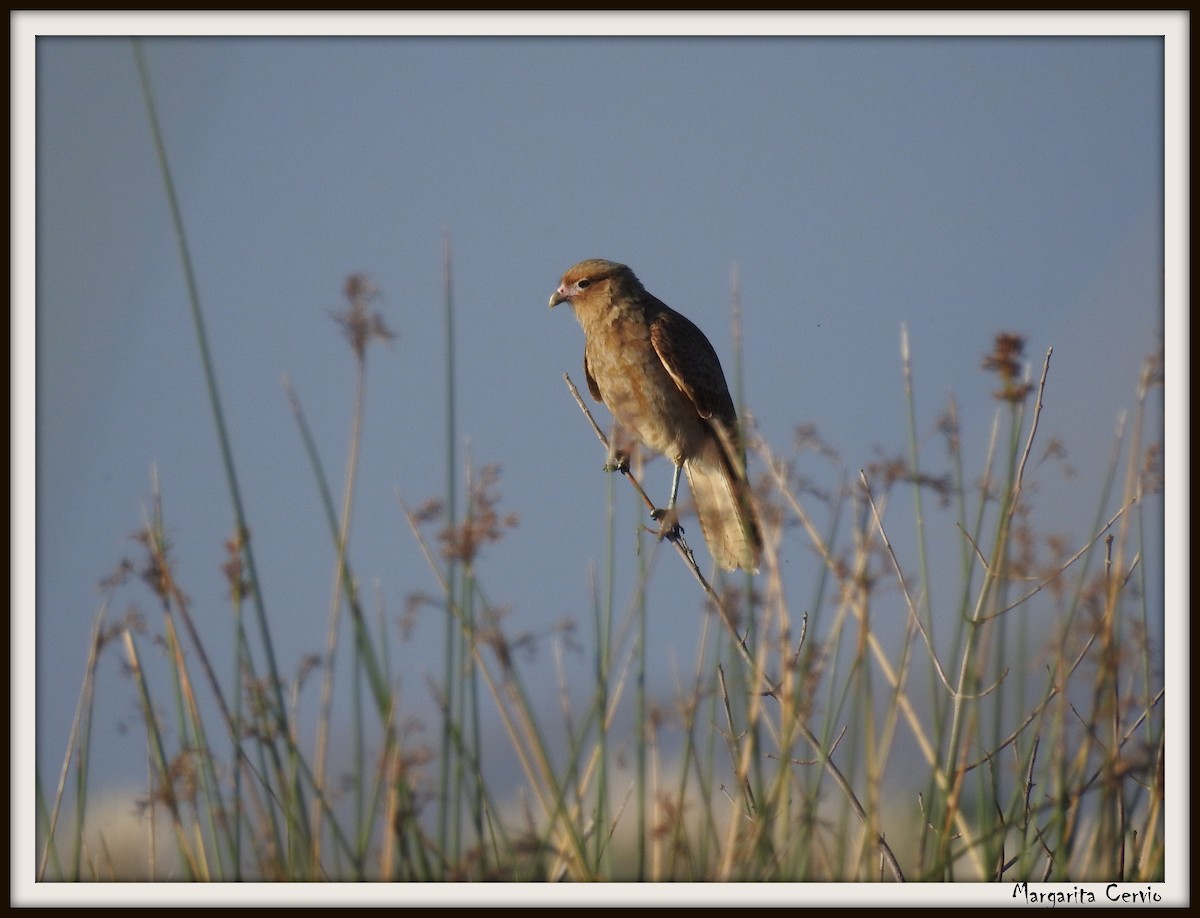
{"left": 549, "top": 259, "right": 640, "bottom": 309}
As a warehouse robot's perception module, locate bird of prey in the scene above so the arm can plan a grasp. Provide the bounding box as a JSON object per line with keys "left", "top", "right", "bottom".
{"left": 550, "top": 258, "right": 761, "bottom": 572}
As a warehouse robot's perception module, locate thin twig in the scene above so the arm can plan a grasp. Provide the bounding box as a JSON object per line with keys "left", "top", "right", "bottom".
{"left": 959, "top": 626, "right": 1102, "bottom": 775}
{"left": 982, "top": 515, "right": 1130, "bottom": 621}
{"left": 860, "top": 469, "right": 955, "bottom": 692}
{"left": 1011, "top": 347, "right": 1054, "bottom": 507}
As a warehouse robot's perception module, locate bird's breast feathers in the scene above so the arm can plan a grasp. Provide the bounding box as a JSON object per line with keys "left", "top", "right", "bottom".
{"left": 584, "top": 330, "right": 707, "bottom": 463}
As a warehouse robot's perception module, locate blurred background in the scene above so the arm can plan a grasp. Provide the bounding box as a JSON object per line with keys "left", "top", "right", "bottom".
{"left": 19, "top": 13, "right": 1179, "bottom": 895}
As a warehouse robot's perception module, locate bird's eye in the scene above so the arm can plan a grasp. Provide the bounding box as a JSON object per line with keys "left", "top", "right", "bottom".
{"left": 577, "top": 278, "right": 591, "bottom": 289}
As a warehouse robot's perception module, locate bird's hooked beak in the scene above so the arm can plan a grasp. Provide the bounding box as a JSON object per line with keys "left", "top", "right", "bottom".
{"left": 549, "top": 284, "right": 570, "bottom": 309}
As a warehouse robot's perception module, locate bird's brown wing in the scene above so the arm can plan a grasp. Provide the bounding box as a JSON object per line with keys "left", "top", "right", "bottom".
{"left": 648, "top": 304, "right": 737, "bottom": 425}
{"left": 650, "top": 301, "right": 760, "bottom": 570}
{"left": 583, "top": 349, "right": 603, "bottom": 403}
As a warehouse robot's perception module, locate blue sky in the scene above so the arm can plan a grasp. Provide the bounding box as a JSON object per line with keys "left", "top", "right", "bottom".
{"left": 15, "top": 11, "right": 1186, "bottom": 903}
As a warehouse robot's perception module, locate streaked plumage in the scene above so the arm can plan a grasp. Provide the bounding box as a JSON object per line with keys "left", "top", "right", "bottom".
{"left": 550, "top": 259, "right": 761, "bottom": 572}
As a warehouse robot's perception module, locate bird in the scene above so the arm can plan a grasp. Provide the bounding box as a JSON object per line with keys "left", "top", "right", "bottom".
{"left": 550, "top": 258, "right": 762, "bottom": 572}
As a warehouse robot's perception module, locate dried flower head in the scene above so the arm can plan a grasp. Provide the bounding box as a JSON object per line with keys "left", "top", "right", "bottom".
{"left": 983, "top": 332, "right": 1033, "bottom": 403}
{"left": 438, "top": 464, "right": 519, "bottom": 564}
{"left": 334, "top": 273, "right": 395, "bottom": 362}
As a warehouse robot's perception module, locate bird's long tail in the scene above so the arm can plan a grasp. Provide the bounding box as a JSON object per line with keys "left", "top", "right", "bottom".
{"left": 684, "top": 433, "right": 762, "bottom": 573}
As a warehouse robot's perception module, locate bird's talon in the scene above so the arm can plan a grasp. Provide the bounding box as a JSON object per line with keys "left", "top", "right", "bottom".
{"left": 657, "top": 522, "right": 684, "bottom": 543}
{"left": 602, "top": 454, "right": 629, "bottom": 474}
{"left": 650, "top": 505, "right": 682, "bottom": 541}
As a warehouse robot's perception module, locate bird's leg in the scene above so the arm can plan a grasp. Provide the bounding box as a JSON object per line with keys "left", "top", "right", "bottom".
{"left": 667, "top": 461, "right": 683, "bottom": 512}
{"left": 650, "top": 462, "right": 684, "bottom": 540}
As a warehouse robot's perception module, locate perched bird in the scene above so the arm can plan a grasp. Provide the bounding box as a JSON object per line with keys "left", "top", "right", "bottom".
{"left": 550, "top": 259, "right": 762, "bottom": 572}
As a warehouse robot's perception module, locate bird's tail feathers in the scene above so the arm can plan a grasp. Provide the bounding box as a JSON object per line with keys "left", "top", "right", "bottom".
{"left": 685, "top": 434, "right": 762, "bottom": 573}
